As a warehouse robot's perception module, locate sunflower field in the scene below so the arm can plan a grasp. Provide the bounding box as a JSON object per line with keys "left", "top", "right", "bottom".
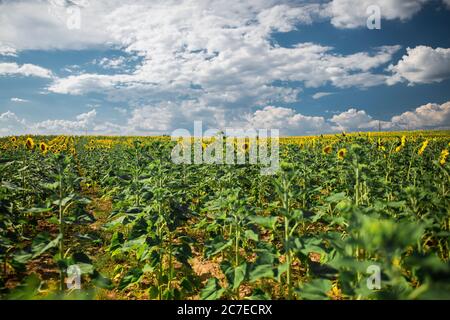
{"left": 0, "top": 131, "right": 449, "bottom": 300}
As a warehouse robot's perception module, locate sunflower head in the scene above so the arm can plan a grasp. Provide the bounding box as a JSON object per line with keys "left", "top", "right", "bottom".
{"left": 25, "top": 137, "right": 35, "bottom": 150}
{"left": 240, "top": 142, "right": 250, "bottom": 153}
{"left": 440, "top": 149, "right": 449, "bottom": 165}
{"left": 377, "top": 138, "right": 386, "bottom": 151}
{"left": 337, "top": 148, "right": 347, "bottom": 160}
{"left": 418, "top": 140, "right": 429, "bottom": 156}
{"left": 39, "top": 142, "right": 49, "bottom": 154}
{"left": 323, "top": 145, "right": 332, "bottom": 154}
{"left": 401, "top": 135, "right": 406, "bottom": 146}
{"left": 10, "top": 136, "right": 17, "bottom": 143}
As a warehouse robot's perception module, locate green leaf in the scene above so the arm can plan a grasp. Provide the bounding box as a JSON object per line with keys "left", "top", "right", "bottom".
{"left": 92, "top": 272, "right": 113, "bottom": 290}
{"left": 7, "top": 274, "right": 42, "bottom": 300}
{"left": 297, "top": 279, "right": 332, "bottom": 300}
{"left": 205, "top": 236, "right": 232, "bottom": 258}
{"left": 244, "top": 229, "right": 259, "bottom": 241}
{"left": 232, "top": 262, "right": 247, "bottom": 290}
{"left": 325, "top": 192, "right": 348, "bottom": 203}
{"left": 148, "top": 286, "right": 159, "bottom": 299}
{"left": 31, "top": 233, "right": 62, "bottom": 258}
{"left": 25, "top": 207, "right": 52, "bottom": 214}
{"left": 118, "top": 268, "right": 143, "bottom": 290}
{"left": 249, "top": 264, "right": 274, "bottom": 282}
{"left": 277, "top": 262, "right": 289, "bottom": 281}
{"left": 248, "top": 215, "right": 278, "bottom": 229}
{"left": 200, "top": 278, "right": 224, "bottom": 300}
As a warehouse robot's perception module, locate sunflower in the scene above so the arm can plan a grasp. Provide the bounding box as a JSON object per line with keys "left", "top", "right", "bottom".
{"left": 395, "top": 135, "right": 406, "bottom": 152}
{"left": 337, "top": 148, "right": 347, "bottom": 160}
{"left": 418, "top": 140, "right": 429, "bottom": 156}
{"left": 39, "top": 142, "right": 49, "bottom": 154}
{"left": 10, "top": 136, "right": 17, "bottom": 143}
{"left": 25, "top": 137, "right": 35, "bottom": 150}
{"left": 240, "top": 141, "right": 251, "bottom": 153}
{"left": 377, "top": 138, "right": 385, "bottom": 151}
{"left": 440, "top": 149, "right": 449, "bottom": 165}
{"left": 322, "top": 145, "right": 332, "bottom": 154}
{"left": 327, "top": 283, "right": 342, "bottom": 300}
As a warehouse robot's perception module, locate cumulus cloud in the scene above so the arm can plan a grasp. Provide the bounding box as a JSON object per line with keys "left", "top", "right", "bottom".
{"left": 0, "top": 63, "right": 53, "bottom": 78}
{"left": 0, "top": 111, "right": 28, "bottom": 136}
{"left": 0, "top": 109, "right": 97, "bottom": 136}
{"left": 245, "top": 105, "right": 329, "bottom": 135}
{"left": 327, "top": 0, "right": 429, "bottom": 29}
{"left": 38, "top": 1, "right": 401, "bottom": 116}
{"left": 388, "top": 46, "right": 450, "bottom": 85}
{"left": 0, "top": 43, "right": 17, "bottom": 56}
{"left": 2, "top": 100, "right": 450, "bottom": 136}
{"left": 391, "top": 101, "right": 450, "bottom": 129}
{"left": 33, "top": 109, "right": 97, "bottom": 135}
{"left": 244, "top": 101, "right": 450, "bottom": 135}
{"left": 0, "top": 0, "right": 114, "bottom": 50}
{"left": 1, "top": 1, "right": 448, "bottom": 137}
{"left": 127, "top": 101, "right": 228, "bottom": 134}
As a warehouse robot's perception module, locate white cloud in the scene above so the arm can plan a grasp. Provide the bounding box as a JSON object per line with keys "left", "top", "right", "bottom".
{"left": 245, "top": 106, "right": 330, "bottom": 135}
{"left": 388, "top": 46, "right": 450, "bottom": 85}
{"left": 2, "top": 101, "right": 450, "bottom": 136}
{"left": 391, "top": 101, "right": 450, "bottom": 129}
{"left": 0, "top": 43, "right": 17, "bottom": 56}
{"left": 0, "top": 1, "right": 404, "bottom": 131}
{"left": 11, "top": 97, "right": 29, "bottom": 103}
{"left": 40, "top": 1, "right": 401, "bottom": 114}
{"left": 0, "top": 0, "right": 114, "bottom": 50}
{"left": 32, "top": 109, "right": 97, "bottom": 134}
{"left": 1, "top": 1, "right": 448, "bottom": 137}
{"left": 312, "top": 92, "right": 335, "bottom": 99}
{"left": 327, "top": 0, "right": 429, "bottom": 29}
{"left": 0, "top": 63, "right": 53, "bottom": 78}
{"left": 330, "top": 108, "right": 379, "bottom": 130}
{"left": 127, "top": 101, "right": 227, "bottom": 134}
{"left": 244, "top": 101, "right": 450, "bottom": 134}
{"left": 0, "top": 109, "right": 97, "bottom": 136}
{"left": 0, "top": 111, "right": 28, "bottom": 136}
{"left": 48, "top": 73, "right": 131, "bottom": 94}
{"left": 95, "top": 56, "right": 129, "bottom": 70}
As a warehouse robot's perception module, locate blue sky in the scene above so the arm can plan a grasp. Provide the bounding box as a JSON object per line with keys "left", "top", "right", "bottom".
{"left": 1, "top": 0, "right": 450, "bottom": 136}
